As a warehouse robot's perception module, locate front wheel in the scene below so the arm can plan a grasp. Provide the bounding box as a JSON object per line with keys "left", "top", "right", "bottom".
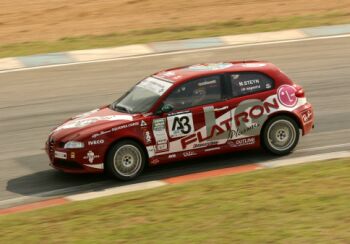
{"left": 106, "top": 140, "right": 146, "bottom": 181}
{"left": 261, "top": 116, "right": 300, "bottom": 155}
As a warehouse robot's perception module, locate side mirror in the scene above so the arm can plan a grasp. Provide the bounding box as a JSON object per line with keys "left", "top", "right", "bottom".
{"left": 156, "top": 104, "right": 173, "bottom": 115}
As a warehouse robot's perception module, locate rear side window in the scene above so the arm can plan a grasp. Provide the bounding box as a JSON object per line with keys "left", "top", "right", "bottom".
{"left": 229, "top": 72, "right": 274, "bottom": 97}
{"left": 163, "top": 75, "right": 222, "bottom": 111}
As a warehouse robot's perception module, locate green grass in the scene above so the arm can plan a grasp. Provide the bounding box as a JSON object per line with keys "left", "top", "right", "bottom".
{"left": 1, "top": 158, "right": 350, "bottom": 243}
{"left": 1, "top": 11, "right": 350, "bottom": 58}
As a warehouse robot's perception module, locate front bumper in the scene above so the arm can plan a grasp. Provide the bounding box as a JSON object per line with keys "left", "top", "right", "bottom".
{"left": 294, "top": 102, "right": 314, "bottom": 135}
{"left": 46, "top": 138, "right": 104, "bottom": 174}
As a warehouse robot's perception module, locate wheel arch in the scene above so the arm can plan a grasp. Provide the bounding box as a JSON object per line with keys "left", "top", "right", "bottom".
{"left": 259, "top": 111, "right": 301, "bottom": 155}
{"left": 261, "top": 111, "right": 302, "bottom": 139}
{"left": 104, "top": 136, "right": 149, "bottom": 168}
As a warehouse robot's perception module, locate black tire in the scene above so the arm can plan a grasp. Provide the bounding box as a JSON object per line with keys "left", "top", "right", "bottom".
{"left": 106, "top": 140, "right": 146, "bottom": 181}
{"left": 261, "top": 116, "right": 300, "bottom": 155}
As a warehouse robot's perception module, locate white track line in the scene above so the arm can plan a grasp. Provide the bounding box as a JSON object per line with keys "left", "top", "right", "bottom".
{"left": 1, "top": 34, "right": 350, "bottom": 75}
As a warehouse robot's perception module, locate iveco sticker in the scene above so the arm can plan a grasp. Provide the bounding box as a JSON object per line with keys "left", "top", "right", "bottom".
{"left": 88, "top": 140, "right": 105, "bottom": 146}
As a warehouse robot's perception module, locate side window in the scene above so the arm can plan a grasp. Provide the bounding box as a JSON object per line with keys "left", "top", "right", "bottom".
{"left": 230, "top": 72, "right": 274, "bottom": 97}
{"left": 163, "top": 75, "right": 222, "bottom": 111}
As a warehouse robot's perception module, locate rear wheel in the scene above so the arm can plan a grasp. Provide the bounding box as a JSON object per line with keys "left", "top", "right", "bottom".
{"left": 106, "top": 140, "right": 146, "bottom": 181}
{"left": 262, "top": 116, "right": 300, "bottom": 155}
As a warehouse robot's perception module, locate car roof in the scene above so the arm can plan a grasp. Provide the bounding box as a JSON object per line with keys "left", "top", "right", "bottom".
{"left": 153, "top": 61, "right": 281, "bottom": 84}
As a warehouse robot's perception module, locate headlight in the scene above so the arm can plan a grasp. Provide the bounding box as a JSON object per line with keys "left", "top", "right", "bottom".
{"left": 64, "top": 141, "right": 85, "bottom": 149}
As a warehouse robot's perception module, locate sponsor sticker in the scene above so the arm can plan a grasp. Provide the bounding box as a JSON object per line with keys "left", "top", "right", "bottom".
{"left": 140, "top": 120, "right": 147, "bottom": 127}
{"left": 137, "top": 77, "right": 172, "bottom": 95}
{"left": 198, "top": 79, "right": 217, "bottom": 87}
{"left": 168, "top": 154, "right": 176, "bottom": 159}
{"left": 183, "top": 151, "right": 197, "bottom": 157}
{"left": 111, "top": 121, "right": 139, "bottom": 132}
{"left": 152, "top": 118, "right": 169, "bottom": 152}
{"left": 150, "top": 158, "right": 160, "bottom": 164}
{"left": 146, "top": 146, "right": 156, "bottom": 157}
{"left": 88, "top": 139, "right": 105, "bottom": 146}
{"left": 228, "top": 137, "right": 256, "bottom": 148}
{"left": 83, "top": 150, "right": 100, "bottom": 163}
{"left": 277, "top": 85, "right": 298, "bottom": 107}
{"left": 54, "top": 151, "right": 67, "bottom": 160}
{"left": 156, "top": 143, "right": 169, "bottom": 152}
{"left": 167, "top": 113, "right": 194, "bottom": 138}
{"left": 144, "top": 131, "right": 152, "bottom": 144}
{"left": 91, "top": 130, "right": 111, "bottom": 139}
{"left": 301, "top": 109, "right": 313, "bottom": 123}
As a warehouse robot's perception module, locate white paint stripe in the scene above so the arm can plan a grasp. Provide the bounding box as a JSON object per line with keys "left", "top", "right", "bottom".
{"left": 296, "top": 143, "right": 350, "bottom": 153}
{"left": 259, "top": 151, "right": 350, "bottom": 168}
{"left": 1, "top": 34, "right": 350, "bottom": 75}
{"left": 66, "top": 180, "right": 168, "bottom": 201}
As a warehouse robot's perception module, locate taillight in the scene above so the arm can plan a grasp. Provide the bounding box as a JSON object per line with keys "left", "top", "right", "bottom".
{"left": 294, "top": 85, "right": 305, "bottom": 98}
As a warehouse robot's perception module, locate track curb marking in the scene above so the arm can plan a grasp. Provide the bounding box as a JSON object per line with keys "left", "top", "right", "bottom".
{"left": 1, "top": 151, "right": 349, "bottom": 216}
{"left": 0, "top": 198, "right": 68, "bottom": 215}
{"left": 66, "top": 181, "right": 168, "bottom": 201}
{"left": 1, "top": 23, "right": 350, "bottom": 72}
{"left": 163, "top": 164, "right": 261, "bottom": 184}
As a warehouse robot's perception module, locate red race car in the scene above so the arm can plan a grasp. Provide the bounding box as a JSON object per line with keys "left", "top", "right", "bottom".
{"left": 46, "top": 61, "right": 314, "bottom": 180}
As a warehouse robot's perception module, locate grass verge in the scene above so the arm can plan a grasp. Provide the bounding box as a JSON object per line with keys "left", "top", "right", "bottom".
{"left": 1, "top": 158, "right": 350, "bottom": 243}
{"left": 1, "top": 11, "right": 350, "bottom": 58}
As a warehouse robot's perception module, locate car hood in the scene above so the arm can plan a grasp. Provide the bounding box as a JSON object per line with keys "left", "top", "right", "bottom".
{"left": 50, "top": 107, "right": 138, "bottom": 141}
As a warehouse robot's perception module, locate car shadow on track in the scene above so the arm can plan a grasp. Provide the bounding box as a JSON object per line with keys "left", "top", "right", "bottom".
{"left": 6, "top": 149, "right": 277, "bottom": 197}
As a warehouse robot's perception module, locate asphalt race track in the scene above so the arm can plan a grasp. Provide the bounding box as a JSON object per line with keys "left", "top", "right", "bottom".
{"left": 1, "top": 36, "right": 350, "bottom": 208}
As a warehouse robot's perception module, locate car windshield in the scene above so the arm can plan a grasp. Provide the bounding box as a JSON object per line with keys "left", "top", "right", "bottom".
{"left": 111, "top": 76, "right": 172, "bottom": 114}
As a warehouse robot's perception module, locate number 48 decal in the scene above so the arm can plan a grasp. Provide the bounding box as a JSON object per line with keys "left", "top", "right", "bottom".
{"left": 167, "top": 113, "right": 194, "bottom": 138}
